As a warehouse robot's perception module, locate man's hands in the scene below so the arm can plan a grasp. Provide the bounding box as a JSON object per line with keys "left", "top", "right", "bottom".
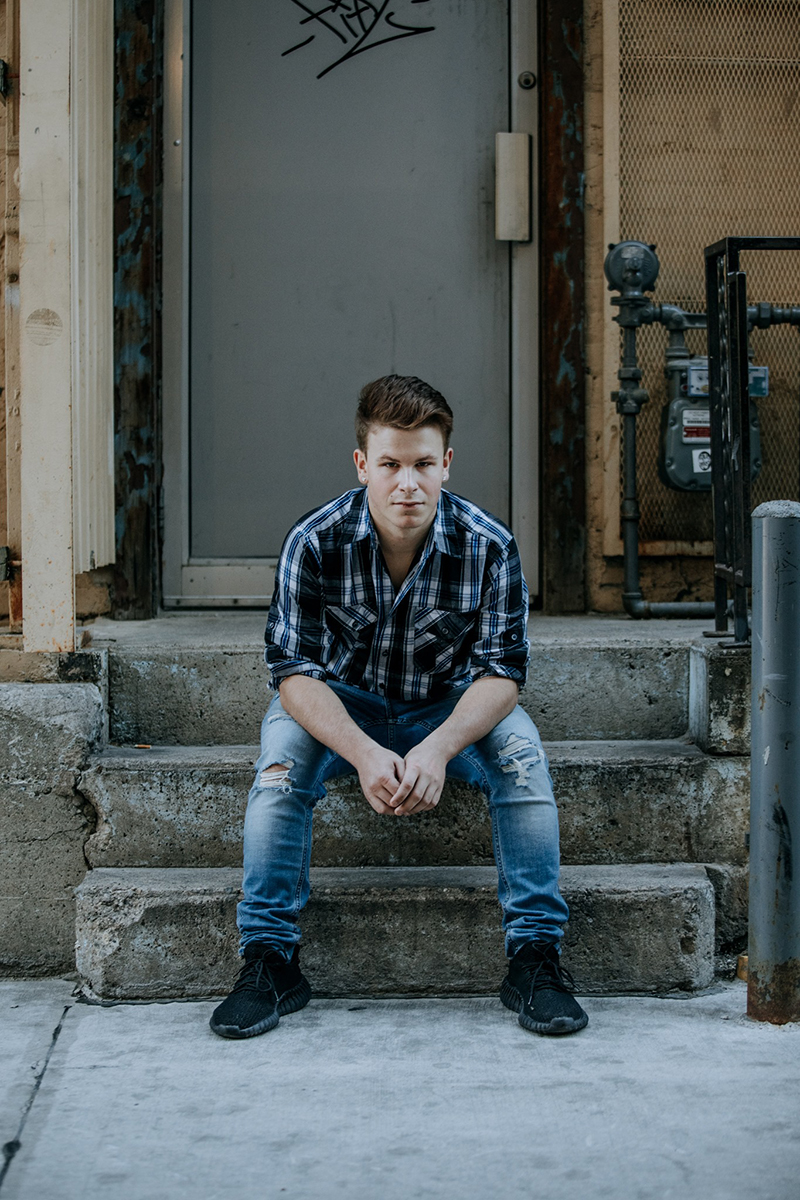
{"left": 354, "top": 746, "right": 406, "bottom": 816}
{"left": 388, "top": 740, "right": 448, "bottom": 816}
{"left": 352, "top": 735, "right": 448, "bottom": 817}
{"left": 281, "top": 673, "right": 519, "bottom": 820}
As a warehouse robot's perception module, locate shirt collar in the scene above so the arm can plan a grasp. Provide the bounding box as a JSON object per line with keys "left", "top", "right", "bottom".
{"left": 432, "top": 490, "right": 460, "bottom": 556}
{"left": 346, "top": 487, "right": 460, "bottom": 558}
{"left": 340, "top": 487, "right": 373, "bottom": 544}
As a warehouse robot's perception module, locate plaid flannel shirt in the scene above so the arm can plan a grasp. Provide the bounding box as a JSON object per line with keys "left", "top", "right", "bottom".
{"left": 265, "top": 487, "right": 529, "bottom": 702}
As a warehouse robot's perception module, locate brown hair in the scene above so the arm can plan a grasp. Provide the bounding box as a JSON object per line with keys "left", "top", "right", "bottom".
{"left": 355, "top": 375, "right": 454, "bottom": 452}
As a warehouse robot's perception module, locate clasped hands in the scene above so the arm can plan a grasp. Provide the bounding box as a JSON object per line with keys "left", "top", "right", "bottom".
{"left": 353, "top": 738, "right": 449, "bottom": 817}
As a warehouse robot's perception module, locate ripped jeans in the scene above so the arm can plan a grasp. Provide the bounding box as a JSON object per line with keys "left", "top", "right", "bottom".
{"left": 238, "top": 680, "right": 569, "bottom": 958}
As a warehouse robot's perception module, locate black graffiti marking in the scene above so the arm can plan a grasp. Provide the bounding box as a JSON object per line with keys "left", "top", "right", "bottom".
{"left": 282, "top": 33, "right": 316, "bottom": 56}
{"left": 283, "top": 0, "right": 435, "bottom": 79}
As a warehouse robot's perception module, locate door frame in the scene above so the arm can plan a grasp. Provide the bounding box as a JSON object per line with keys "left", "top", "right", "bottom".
{"left": 161, "top": 0, "right": 540, "bottom": 606}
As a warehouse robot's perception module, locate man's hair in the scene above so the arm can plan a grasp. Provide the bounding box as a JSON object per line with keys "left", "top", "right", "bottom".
{"left": 355, "top": 375, "right": 454, "bottom": 452}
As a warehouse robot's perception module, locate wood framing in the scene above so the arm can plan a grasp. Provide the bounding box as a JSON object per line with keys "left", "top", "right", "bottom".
{"left": 72, "top": 0, "right": 115, "bottom": 576}
{"left": 538, "top": 0, "right": 587, "bottom": 611}
{"left": 19, "top": 0, "right": 75, "bottom": 651}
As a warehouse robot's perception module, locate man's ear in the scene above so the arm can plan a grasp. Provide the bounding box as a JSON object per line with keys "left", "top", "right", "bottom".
{"left": 353, "top": 448, "right": 368, "bottom": 483}
{"left": 443, "top": 447, "right": 453, "bottom": 481}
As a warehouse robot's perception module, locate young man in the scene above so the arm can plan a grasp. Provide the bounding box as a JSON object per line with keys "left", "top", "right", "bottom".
{"left": 210, "top": 375, "right": 587, "bottom": 1039}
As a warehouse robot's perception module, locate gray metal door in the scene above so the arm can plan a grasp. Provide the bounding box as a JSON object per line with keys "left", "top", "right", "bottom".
{"left": 163, "top": 0, "right": 539, "bottom": 603}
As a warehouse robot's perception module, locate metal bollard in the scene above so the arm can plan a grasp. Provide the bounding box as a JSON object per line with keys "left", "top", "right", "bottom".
{"left": 748, "top": 500, "right": 800, "bottom": 1023}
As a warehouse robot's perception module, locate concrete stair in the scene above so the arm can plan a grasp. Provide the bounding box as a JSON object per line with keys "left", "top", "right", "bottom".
{"left": 80, "top": 741, "right": 747, "bottom": 869}
{"left": 75, "top": 864, "right": 715, "bottom": 1000}
{"left": 99, "top": 615, "right": 695, "bottom": 745}
{"left": 74, "top": 615, "right": 750, "bottom": 1000}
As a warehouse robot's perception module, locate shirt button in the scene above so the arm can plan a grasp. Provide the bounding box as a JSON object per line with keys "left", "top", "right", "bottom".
{"left": 381, "top": 650, "right": 389, "bottom": 656}
{"left": 510, "top": 633, "right": 518, "bottom": 642}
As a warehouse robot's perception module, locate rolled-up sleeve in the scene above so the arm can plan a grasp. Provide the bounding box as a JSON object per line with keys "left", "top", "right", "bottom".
{"left": 469, "top": 538, "right": 529, "bottom": 686}
{"left": 265, "top": 533, "right": 328, "bottom": 689}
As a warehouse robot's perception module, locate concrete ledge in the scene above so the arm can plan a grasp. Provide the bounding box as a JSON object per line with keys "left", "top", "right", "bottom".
{"left": 689, "top": 641, "right": 750, "bottom": 754}
{"left": 704, "top": 862, "right": 748, "bottom": 951}
{"left": 75, "top": 863, "right": 715, "bottom": 1000}
{"left": 81, "top": 740, "right": 749, "bottom": 870}
{"left": 105, "top": 641, "right": 691, "bottom": 745}
{"left": 0, "top": 648, "right": 107, "bottom": 686}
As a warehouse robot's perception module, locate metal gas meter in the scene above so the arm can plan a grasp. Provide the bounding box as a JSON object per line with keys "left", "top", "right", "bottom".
{"left": 658, "top": 355, "right": 764, "bottom": 491}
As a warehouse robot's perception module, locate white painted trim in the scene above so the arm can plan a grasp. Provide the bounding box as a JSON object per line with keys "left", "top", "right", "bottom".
{"left": 19, "top": 0, "right": 75, "bottom": 651}
{"left": 162, "top": 560, "right": 278, "bottom": 607}
{"left": 71, "top": 0, "right": 115, "bottom": 574}
{"left": 162, "top": 0, "right": 189, "bottom": 603}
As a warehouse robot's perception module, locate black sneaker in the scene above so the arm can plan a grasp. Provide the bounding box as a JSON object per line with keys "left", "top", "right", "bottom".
{"left": 209, "top": 943, "right": 311, "bottom": 1039}
{"left": 500, "top": 941, "right": 588, "bottom": 1035}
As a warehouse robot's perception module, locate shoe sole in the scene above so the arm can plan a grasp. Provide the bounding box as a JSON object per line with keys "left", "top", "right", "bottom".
{"left": 209, "top": 976, "right": 312, "bottom": 1040}
{"left": 500, "top": 977, "right": 589, "bottom": 1036}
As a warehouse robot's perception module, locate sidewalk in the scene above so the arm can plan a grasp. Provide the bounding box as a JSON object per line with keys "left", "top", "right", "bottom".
{"left": 1, "top": 978, "right": 798, "bottom": 1200}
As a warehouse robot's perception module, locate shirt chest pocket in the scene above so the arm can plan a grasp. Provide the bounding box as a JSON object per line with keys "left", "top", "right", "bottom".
{"left": 324, "top": 603, "right": 378, "bottom": 652}
{"left": 413, "top": 607, "right": 477, "bottom": 674}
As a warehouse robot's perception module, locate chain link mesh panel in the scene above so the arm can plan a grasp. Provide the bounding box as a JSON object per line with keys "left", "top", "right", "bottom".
{"left": 618, "top": 0, "right": 800, "bottom": 544}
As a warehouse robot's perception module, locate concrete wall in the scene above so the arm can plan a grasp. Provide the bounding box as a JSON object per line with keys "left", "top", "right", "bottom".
{"left": 0, "top": 683, "right": 103, "bottom": 975}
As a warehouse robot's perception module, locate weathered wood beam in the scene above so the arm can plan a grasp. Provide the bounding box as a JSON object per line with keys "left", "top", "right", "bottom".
{"left": 113, "top": 0, "right": 162, "bottom": 618}
{"left": 539, "top": 0, "right": 587, "bottom": 612}
{"left": 3, "top": 0, "right": 22, "bottom": 630}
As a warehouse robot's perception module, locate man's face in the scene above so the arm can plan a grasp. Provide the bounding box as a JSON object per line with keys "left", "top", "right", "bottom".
{"left": 353, "top": 424, "right": 453, "bottom": 544}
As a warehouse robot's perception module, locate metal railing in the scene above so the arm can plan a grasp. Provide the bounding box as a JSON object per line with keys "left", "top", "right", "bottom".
{"left": 704, "top": 237, "right": 800, "bottom": 643}
{"left": 606, "top": 239, "right": 800, "bottom": 632}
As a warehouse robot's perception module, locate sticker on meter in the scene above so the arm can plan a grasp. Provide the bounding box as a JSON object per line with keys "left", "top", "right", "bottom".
{"left": 692, "top": 448, "right": 712, "bottom": 473}
{"left": 686, "top": 365, "right": 709, "bottom": 396}
{"left": 682, "top": 409, "right": 711, "bottom": 444}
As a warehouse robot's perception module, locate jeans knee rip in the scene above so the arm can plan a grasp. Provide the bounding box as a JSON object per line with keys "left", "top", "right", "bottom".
{"left": 496, "top": 734, "right": 542, "bottom": 786}
{"left": 259, "top": 760, "right": 295, "bottom": 792}
{"left": 267, "top": 710, "right": 292, "bottom": 724}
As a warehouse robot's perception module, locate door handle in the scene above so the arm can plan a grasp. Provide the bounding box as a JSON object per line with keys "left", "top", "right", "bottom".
{"left": 495, "top": 132, "right": 531, "bottom": 242}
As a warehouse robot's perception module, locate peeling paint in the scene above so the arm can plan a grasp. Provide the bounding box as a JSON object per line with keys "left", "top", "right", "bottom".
{"left": 541, "top": 0, "right": 586, "bottom": 612}
{"left": 113, "top": 0, "right": 162, "bottom": 618}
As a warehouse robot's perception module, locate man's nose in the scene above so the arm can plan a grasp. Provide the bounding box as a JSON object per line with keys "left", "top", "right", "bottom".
{"left": 398, "top": 469, "right": 418, "bottom": 491}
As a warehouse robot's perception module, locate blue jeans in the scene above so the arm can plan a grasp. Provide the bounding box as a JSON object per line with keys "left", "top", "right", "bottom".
{"left": 238, "top": 680, "right": 569, "bottom": 958}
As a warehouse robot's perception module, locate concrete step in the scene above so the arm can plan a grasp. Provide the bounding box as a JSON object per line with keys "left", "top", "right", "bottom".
{"left": 94, "top": 616, "right": 698, "bottom": 745}
{"left": 74, "top": 863, "right": 715, "bottom": 1001}
{"left": 80, "top": 740, "right": 748, "bottom": 870}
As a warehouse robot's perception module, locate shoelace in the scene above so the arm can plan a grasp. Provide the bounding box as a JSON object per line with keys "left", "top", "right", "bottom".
{"left": 522, "top": 953, "right": 578, "bottom": 995}
{"left": 230, "top": 957, "right": 279, "bottom": 996}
